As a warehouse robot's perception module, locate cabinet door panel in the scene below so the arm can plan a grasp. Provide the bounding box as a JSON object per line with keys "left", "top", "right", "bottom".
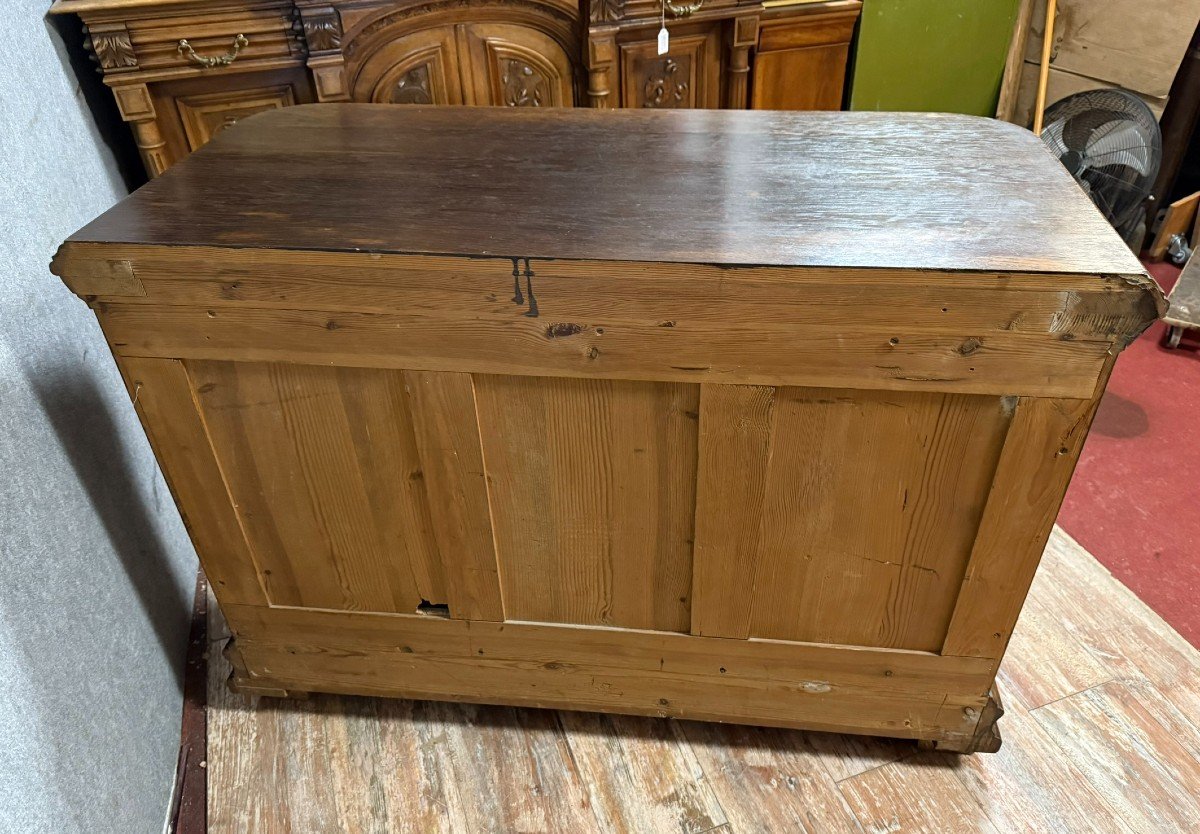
{"left": 460, "top": 23, "right": 574, "bottom": 107}
{"left": 176, "top": 84, "right": 297, "bottom": 151}
{"left": 620, "top": 29, "right": 721, "bottom": 109}
{"left": 751, "top": 43, "right": 850, "bottom": 110}
{"left": 151, "top": 67, "right": 314, "bottom": 164}
{"left": 351, "top": 26, "right": 465, "bottom": 105}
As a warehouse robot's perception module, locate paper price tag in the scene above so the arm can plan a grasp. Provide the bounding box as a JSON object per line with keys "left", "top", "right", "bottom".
{"left": 657, "top": 25, "right": 669, "bottom": 55}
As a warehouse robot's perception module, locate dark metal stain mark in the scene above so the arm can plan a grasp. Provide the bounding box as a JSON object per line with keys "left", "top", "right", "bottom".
{"left": 957, "top": 337, "right": 982, "bottom": 356}
{"left": 545, "top": 322, "right": 585, "bottom": 339}
{"left": 523, "top": 258, "right": 538, "bottom": 318}
{"left": 658, "top": 320, "right": 677, "bottom": 328}
{"left": 510, "top": 258, "right": 524, "bottom": 305}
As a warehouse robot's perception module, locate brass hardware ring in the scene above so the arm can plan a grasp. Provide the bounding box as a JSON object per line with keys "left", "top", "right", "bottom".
{"left": 177, "top": 34, "right": 249, "bottom": 68}
{"left": 666, "top": 0, "right": 703, "bottom": 17}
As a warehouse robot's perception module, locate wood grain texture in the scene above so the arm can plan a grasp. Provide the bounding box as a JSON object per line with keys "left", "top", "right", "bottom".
{"left": 690, "top": 384, "right": 776, "bottom": 638}
{"left": 55, "top": 244, "right": 1160, "bottom": 337}
{"left": 839, "top": 752, "right": 1003, "bottom": 834}
{"left": 677, "top": 720, "right": 863, "bottom": 833}
{"left": 941, "top": 387, "right": 1108, "bottom": 659}
{"left": 57, "top": 107, "right": 1166, "bottom": 755}
{"left": 403, "top": 370, "right": 504, "bottom": 621}
{"left": 115, "top": 357, "right": 267, "bottom": 605}
{"left": 92, "top": 299, "right": 1118, "bottom": 399}
{"left": 223, "top": 603, "right": 992, "bottom": 746}
{"left": 188, "top": 360, "right": 442, "bottom": 613}
{"left": 475, "top": 375, "right": 698, "bottom": 631}
{"left": 1032, "top": 680, "right": 1200, "bottom": 833}
{"left": 59, "top": 105, "right": 1147, "bottom": 275}
{"left": 205, "top": 529, "right": 1200, "bottom": 832}
{"left": 693, "top": 386, "right": 1010, "bottom": 651}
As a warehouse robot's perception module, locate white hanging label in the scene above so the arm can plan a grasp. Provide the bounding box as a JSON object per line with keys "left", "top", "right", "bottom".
{"left": 657, "top": 26, "right": 669, "bottom": 55}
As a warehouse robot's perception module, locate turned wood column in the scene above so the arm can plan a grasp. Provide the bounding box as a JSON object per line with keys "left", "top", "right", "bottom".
{"left": 726, "top": 15, "right": 759, "bottom": 110}
{"left": 587, "top": 32, "right": 617, "bottom": 108}
{"left": 110, "top": 82, "right": 172, "bottom": 176}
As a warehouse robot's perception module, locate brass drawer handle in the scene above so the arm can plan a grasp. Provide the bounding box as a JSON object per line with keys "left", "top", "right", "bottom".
{"left": 666, "top": 0, "right": 703, "bottom": 17}
{"left": 177, "top": 34, "right": 248, "bottom": 68}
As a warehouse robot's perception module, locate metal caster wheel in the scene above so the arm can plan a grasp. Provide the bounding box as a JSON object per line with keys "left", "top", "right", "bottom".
{"left": 1165, "top": 325, "right": 1184, "bottom": 349}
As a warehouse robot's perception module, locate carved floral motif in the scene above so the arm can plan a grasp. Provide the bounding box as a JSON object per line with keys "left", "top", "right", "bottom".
{"left": 303, "top": 11, "right": 343, "bottom": 52}
{"left": 590, "top": 0, "right": 626, "bottom": 23}
{"left": 89, "top": 30, "right": 137, "bottom": 70}
{"left": 643, "top": 58, "right": 689, "bottom": 108}
{"left": 501, "top": 59, "right": 547, "bottom": 107}
{"left": 391, "top": 65, "right": 434, "bottom": 104}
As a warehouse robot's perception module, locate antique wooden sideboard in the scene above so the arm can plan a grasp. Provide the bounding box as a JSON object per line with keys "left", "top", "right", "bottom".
{"left": 50, "top": 0, "right": 862, "bottom": 177}
{"left": 53, "top": 106, "right": 1162, "bottom": 752}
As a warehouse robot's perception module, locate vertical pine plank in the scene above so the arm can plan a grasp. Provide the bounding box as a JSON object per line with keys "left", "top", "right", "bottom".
{"left": 474, "top": 375, "right": 698, "bottom": 631}
{"left": 749, "top": 388, "right": 1010, "bottom": 650}
{"left": 190, "top": 361, "right": 427, "bottom": 614}
{"left": 689, "top": 383, "right": 777, "bottom": 638}
{"left": 116, "top": 357, "right": 267, "bottom": 606}
{"left": 404, "top": 370, "right": 504, "bottom": 621}
{"left": 942, "top": 390, "right": 1105, "bottom": 659}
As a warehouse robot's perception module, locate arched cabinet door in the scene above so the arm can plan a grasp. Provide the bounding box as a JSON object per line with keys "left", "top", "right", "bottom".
{"left": 351, "top": 27, "right": 466, "bottom": 105}
{"left": 460, "top": 24, "right": 575, "bottom": 107}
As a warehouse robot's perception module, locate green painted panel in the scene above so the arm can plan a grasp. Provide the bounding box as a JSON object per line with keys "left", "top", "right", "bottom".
{"left": 850, "top": 0, "right": 1020, "bottom": 115}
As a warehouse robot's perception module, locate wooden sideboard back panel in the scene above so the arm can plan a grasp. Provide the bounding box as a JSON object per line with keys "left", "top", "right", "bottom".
{"left": 147, "top": 351, "right": 1014, "bottom": 652}
{"left": 53, "top": 107, "right": 1161, "bottom": 749}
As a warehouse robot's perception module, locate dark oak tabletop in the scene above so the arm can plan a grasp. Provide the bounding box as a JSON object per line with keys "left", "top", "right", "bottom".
{"left": 64, "top": 104, "right": 1145, "bottom": 275}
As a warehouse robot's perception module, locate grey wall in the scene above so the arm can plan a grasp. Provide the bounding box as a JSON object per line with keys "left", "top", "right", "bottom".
{"left": 0, "top": 4, "right": 198, "bottom": 833}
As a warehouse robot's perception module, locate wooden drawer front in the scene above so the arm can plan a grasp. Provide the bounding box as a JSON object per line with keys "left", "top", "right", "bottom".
{"left": 124, "top": 3, "right": 302, "bottom": 72}
{"left": 176, "top": 85, "right": 297, "bottom": 151}
{"left": 757, "top": 12, "right": 859, "bottom": 51}
{"left": 620, "top": 29, "right": 721, "bottom": 108}
{"left": 617, "top": 0, "right": 739, "bottom": 23}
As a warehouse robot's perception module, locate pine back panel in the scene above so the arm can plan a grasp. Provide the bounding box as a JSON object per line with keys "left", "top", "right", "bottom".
{"left": 181, "top": 358, "right": 1012, "bottom": 652}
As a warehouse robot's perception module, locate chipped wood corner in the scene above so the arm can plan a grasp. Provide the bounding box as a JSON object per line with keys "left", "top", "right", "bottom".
{"left": 50, "top": 241, "right": 146, "bottom": 301}
{"left": 1106, "top": 270, "right": 1169, "bottom": 349}
{"left": 933, "top": 688, "right": 1005, "bottom": 754}
{"left": 223, "top": 637, "right": 307, "bottom": 699}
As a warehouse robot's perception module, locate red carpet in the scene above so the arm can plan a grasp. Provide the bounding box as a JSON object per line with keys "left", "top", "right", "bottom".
{"left": 1057, "top": 261, "right": 1200, "bottom": 647}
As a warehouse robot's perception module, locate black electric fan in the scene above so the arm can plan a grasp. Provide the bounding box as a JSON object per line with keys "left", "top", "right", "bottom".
{"left": 1039, "top": 89, "right": 1162, "bottom": 243}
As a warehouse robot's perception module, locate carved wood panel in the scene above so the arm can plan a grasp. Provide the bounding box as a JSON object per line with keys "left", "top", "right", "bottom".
{"left": 461, "top": 23, "right": 574, "bottom": 107}
{"left": 619, "top": 28, "right": 720, "bottom": 109}
{"left": 175, "top": 84, "right": 299, "bottom": 151}
{"left": 350, "top": 26, "right": 465, "bottom": 105}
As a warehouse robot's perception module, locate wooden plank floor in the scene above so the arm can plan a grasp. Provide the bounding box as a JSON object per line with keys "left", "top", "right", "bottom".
{"left": 207, "top": 528, "right": 1200, "bottom": 833}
